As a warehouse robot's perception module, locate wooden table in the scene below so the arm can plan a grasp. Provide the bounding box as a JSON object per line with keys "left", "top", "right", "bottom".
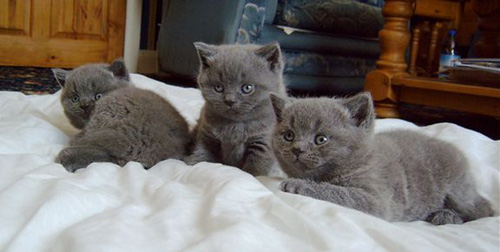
{"left": 408, "top": 0, "right": 465, "bottom": 76}
{"left": 390, "top": 77, "right": 500, "bottom": 117}
{"left": 364, "top": 0, "right": 500, "bottom": 118}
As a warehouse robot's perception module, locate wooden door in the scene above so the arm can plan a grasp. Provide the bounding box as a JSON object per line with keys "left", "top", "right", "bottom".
{"left": 0, "top": 0, "right": 126, "bottom": 68}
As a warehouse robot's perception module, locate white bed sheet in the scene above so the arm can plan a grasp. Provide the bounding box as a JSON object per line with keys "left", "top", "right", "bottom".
{"left": 0, "top": 74, "right": 498, "bottom": 252}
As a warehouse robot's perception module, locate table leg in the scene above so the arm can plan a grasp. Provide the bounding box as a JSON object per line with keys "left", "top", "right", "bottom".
{"left": 409, "top": 24, "right": 421, "bottom": 76}
{"left": 427, "top": 21, "right": 443, "bottom": 74}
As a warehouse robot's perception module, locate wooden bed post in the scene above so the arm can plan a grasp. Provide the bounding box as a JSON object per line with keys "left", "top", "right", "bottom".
{"left": 364, "top": 0, "right": 414, "bottom": 118}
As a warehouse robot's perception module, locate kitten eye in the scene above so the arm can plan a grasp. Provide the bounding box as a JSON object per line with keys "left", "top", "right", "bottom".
{"left": 283, "top": 130, "right": 295, "bottom": 142}
{"left": 241, "top": 84, "right": 254, "bottom": 94}
{"left": 94, "top": 93, "right": 102, "bottom": 100}
{"left": 71, "top": 95, "right": 80, "bottom": 103}
{"left": 214, "top": 84, "right": 224, "bottom": 93}
{"left": 314, "top": 135, "right": 329, "bottom": 145}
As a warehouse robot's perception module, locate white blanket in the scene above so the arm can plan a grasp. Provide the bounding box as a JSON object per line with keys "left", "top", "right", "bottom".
{"left": 0, "top": 74, "right": 498, "bottom": 252}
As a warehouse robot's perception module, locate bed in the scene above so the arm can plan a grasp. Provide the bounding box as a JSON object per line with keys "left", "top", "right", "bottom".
{"left": 0, "top": 74, "right": 498, "bottom": 252}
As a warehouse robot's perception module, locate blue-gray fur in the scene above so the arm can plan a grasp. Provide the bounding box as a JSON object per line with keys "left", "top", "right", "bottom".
{"left": 270, "top": 92, "right": 494, "bottom": 224}
{"left": 55, "top": 61, "right": 190, "bottom": 172}
{"left": 53, "top": 59, "right": 130, "bottom": 129}
{"left": 57, "top": 87, "right": 191, "bottom": 172}
{"left": 184, "top": 42, "right": 287, "bottom": 176}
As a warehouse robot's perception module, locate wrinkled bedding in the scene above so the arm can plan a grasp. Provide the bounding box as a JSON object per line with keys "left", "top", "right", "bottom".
{"left": 0, "top": 74, "right": 498, "bottom": 252}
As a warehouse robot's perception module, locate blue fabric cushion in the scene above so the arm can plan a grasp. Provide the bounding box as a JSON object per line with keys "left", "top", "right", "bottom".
{"left": 284, "top": 73, "right": 366, "bottom": 94}
{"left": 273, "top": 0, "right": 384, "bottom": 38}
{"left": 282, "top": 49, "right": 376, "bottom": 77}
{"left": 258, "top": 24, "right": 380, "bottom": 57}
{"left": 353, "top": 0, "right": 384, "bottom": 7}
{"left": 236, "top": 0, "right": 268, "bottom": 44}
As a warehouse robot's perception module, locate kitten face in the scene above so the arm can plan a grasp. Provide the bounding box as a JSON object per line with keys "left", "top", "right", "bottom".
{"left": 53, "top": 59, "right": 130, "bottom": 129}
{"left": 271, "top": 93, "right": 374, "bottom": 179}
{"left": 199, "top": 66, "right": 273, "bottom": 116}
{"left": 194, "top": 43, "right": 284, "bottom": 120}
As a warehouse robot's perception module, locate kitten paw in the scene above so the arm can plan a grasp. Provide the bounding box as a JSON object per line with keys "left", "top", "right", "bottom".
{"left": 183, "top": 155, "right": 200, "bottom": 166}
{"left": 426, "top": 209, "right": 464, "bottom": 225}
{"left": 280, "top": 179, "right": 315, "bottom": 196}
{"left": 183, "top": 150, "right": 216, "bottom": 166}
{"left": 56, "top": 148, "right": 89, "bottom": 173}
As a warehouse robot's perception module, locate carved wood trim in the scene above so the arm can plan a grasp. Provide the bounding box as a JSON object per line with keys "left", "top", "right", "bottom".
{"left": 364, "top": 0, "right": 414, "bottom": 118}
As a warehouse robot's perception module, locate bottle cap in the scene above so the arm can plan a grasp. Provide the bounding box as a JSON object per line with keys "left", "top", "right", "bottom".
{"left": 449, "top": 29, "right": 457, "bottom": 36}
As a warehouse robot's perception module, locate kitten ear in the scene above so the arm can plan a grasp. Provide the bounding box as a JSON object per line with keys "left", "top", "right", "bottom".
{"left": 270, "top": 93, "right": 288, "bottom": 122}
{"left": 194, "top": 42, "right": 217, "bottom": 69}
{"left": 52, "top": 68, "right": 68, "bottom": 88}
{"left": 108, "top": 58, "right": 130, "bottom": 81}
{"left": 255, "top": 42, "right": 282, "bottom": 72}
{"left": 342, "top": 92, "right": 375, "bottom": 130}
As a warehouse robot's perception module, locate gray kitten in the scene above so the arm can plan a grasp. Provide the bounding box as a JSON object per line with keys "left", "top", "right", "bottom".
{"left": 184, "top": 42, "right": 287, "bottom": 176}
{"left": 270, "top": 92, "right": 494, "bottom": 224}
{"left": 55, "top": 63, "right": 190, "bottom": 172}
{"left": 53, "top": 59, "right": 130, "bottom": 129}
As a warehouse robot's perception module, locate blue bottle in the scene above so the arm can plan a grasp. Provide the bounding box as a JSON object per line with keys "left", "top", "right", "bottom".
{"left": 439, "top": 29, "right": 461, "bottom": 72}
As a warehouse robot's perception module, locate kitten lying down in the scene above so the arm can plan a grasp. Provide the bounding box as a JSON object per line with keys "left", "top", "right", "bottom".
{"left": 53, "top": 60, "right": 190, "bottom": 172}
{"left": 270, "top": 92, "right": 494, "bottom": 225}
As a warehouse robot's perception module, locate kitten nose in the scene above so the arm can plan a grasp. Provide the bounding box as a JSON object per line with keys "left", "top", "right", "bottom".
{"left": 224, "top": 95, "right": 236, "bottom": 107}
{"left": 225, "top": 99, "right": 235, "bottom": 106}
{"left": 292, "top": 147, "right": 304, "bottom": 157}
{"left": 80, "top": 104, "right": 90, "bottom": 111}
{"left": 80, "top": 102, "right": 93, "bottom": 114}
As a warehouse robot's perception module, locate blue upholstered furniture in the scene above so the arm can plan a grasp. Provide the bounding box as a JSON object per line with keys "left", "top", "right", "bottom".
{"left": 157, "top": 0, "right": 384, "bottom": 95}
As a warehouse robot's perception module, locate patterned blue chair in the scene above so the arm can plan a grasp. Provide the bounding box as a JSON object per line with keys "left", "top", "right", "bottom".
{"left": 157, "top": 0, "right": 384, "bottom": 95}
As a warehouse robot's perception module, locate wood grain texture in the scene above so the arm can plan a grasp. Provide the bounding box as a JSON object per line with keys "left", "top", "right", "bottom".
{"left": 408, "top": 24, "right": 421, "bottom": 76}
{"left": 415, "top": 0, "right": 461, "bottom": 23}
{"left": 364, "top": 0, "right": 414, "bottom": 118}
{"left": 393, "top": 77, "right": 500, "bottom": 98}
{"left": 399, "top": 89, "right": 500, "bottom": 117}
{"left": 0, "top": 0, "right": 126, "bottom": 68}
{"left": 426, "top": 21, "right": 443, "bottom": 73}
{"left": 0, "top": 0, "right": 31, "bottom": 36}
{"left": 106, "top": 0, "right": 126, "bottom": 62}
{"left": 50, "top": 0, "right": 108, "bottom": 40}
{"left": 365, "top": 0, "right": 500, "bottom": 118}
{"left": 414, "top": 0, "right": 463, "bottom": 75}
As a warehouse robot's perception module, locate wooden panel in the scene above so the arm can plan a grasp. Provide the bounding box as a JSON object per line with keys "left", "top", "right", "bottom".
{"left": 392, "top": 76, "right": 500, "bottom": 98}
{"left": 391, "top": 76, "right": 500, "bottom": 117}
{"left": 415, "top": 0, "right": 460, "bottom": 21}
{"left": 106, "top": 0, "right": 126, "bottom": 62}
{"left": 399, "top": 88, "right": 500, "bottom": 117}
{"left": 0, "top": 36, "right": 108, "bottom": 67}
{"left": 50, "top": 0, "right": 108, "bottom": 40}
{"left": 0, "top": 0, "right": 31, "bottom": 36}
{"left": 0, "top": 0, "right": 125, "bottom": 67}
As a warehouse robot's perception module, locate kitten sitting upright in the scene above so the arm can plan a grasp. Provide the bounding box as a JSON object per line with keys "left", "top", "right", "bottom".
{"left": 270, "top": 92, "right": 493, "bottom": 225}
{"left": 53, "top": 59, "right": 130, "bottom": 129}
{"left": 185, "top": 42, "right": 287, "bottom": 176}
{"left": 54, "top": 61, "right": 190, "bottom": 172}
